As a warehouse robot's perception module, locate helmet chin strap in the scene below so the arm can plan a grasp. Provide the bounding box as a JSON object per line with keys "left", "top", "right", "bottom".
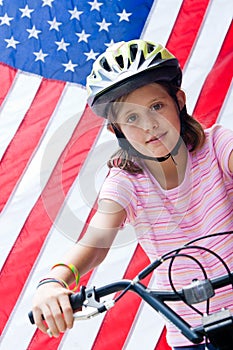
{"left": 114, "top": 128, "right": 182, "bottom": 164}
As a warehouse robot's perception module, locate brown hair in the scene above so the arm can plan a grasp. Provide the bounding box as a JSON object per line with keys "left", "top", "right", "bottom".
{"left": 107, "top": 82, "right": 206, "bottom": 174}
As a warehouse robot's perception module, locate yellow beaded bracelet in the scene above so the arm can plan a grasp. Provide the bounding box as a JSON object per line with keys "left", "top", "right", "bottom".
{"left": 51, "top": 263, "right": 80, "bottom": 291}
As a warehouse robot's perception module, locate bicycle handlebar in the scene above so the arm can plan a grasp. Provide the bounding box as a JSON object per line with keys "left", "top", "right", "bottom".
{"left": 28, "top": 232, "right": 233, "bottom": 349}
{"left": 28, "top": 271, "right": 233, "bottom": 346}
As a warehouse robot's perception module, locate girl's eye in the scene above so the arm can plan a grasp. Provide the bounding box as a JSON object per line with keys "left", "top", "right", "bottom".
{"left": 126, "top": 114, "right": 137, "bottom": 123}
{"left": 151, "top": 103, "right": 162, "bottom": 111}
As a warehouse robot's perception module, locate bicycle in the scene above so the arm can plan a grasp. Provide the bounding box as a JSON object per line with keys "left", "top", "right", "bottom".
{"left": 29, "top": 231, "right": 233, "bottom": 350}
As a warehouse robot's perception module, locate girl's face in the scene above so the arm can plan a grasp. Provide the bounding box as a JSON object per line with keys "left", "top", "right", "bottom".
{"left": 115, "top": 83, "right": 185, "bottom": 159}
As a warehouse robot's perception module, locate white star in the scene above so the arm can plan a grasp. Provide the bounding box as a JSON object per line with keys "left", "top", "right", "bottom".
{"left": 0, "top": 0, "right": 3, "bottom": 5}
{"left": 76, "top": 30, "right": 91, "bottom": 43}
{"left": 27, "top": 25, "right": 41, "bottom": 39}
{"left": 0, "top": 13, "right": 14, "bottom": 26}
{"left": 48, "top": 17, "right": 62, "bottom": 31}
{"left": 69, "top": 7, "right": 83, "bottom": 20}
{"left": 88, "top": 0, "right": 103, "bottom": 11}
{"left": 42, "top": 0, "right": 54, "bottom": 7}
{"left": 117, "top": 9, "right": 132, "bottom": 22}
{"left": 105, "top": 39, "right": 115, "bottom": 47}
{"left": 84, "top": 49, "right": 99, "bottom": 61}
{"left": 55, "top": 38, "right": 70, "bottom": 51}
{"left": 62, "top": 60, "right": 78, "bottom": 72}
{"left": 96, "top": 18, "right": 111, "bottom": 32}
{"left": 19, "top": 5, "right": 34, "bottom": 18}
{"left": 5, "top": 36, "right": 20, "bottom": 49}
{"left": 33, "top": 49, "right": 48, "bottom": 62}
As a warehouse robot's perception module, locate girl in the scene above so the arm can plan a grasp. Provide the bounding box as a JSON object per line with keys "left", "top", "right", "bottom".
{"left": 32, "top": 39, "right": 233, "bottom": 350}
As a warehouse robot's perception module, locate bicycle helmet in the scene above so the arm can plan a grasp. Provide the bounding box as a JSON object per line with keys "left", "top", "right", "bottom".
{"left": 86, "top": 39, "right": 182, "bottom": 118}
{"left": 86, "top": 39, "right": 184, "bottom": 163}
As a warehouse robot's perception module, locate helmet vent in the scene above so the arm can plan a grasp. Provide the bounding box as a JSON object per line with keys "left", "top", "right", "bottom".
{"left": 100, "top": 57, "right": 111, "bottom": 72}
{"left": 147, "top": 43, "right": 155, "bottom": 54}
{"left": 115, "top": 55, "right": 124, "bottom": 69}
{"left": 129, "top": 44, "right": 138, "bottom": 62}
{"left": 149, "top": 52, "right": 162, "bottom": 66}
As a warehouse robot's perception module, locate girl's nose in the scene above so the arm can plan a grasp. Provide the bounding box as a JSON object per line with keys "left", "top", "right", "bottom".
{"left": 142, "top": 111, "right": 159, "bottom": 131}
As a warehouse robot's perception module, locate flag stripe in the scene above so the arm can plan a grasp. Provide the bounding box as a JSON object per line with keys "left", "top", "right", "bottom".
{"left": 0, "top": 77, "right": 66, "bottom": 211}
{"left": 219, "top": 82, "right": 233, "bottom": 130}
{"left": 193, "top": 22, "right": 233, "bottom": 127}
{"left": 181, "top": 0, "right": 232, "bottom": 114}
{"left": 0, "top": 70, "right": 42, "bottom": 160}
{"left": 141, "top": 0, "right": 183, "bottom": 44}
{"left": 0, "top": 107, "right": 103, "bottom": 333}
{"left": 0, "top": 63, "right": 17, "bottom": 107}
{"left": 166, "top": 0, "right": 210, "bottom": 69}
{"left": 153, "top": 328, "right": 169, "bottom": 350}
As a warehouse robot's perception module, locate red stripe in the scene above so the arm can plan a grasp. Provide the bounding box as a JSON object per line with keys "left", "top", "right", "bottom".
{"left": 0, "top": 62, "right": 17, "bottom": 107}
{"left": 0, "top": 106, "right": 104, "bottom": 335}
{"left": 193, "top": 22, "right": 233, "bottom": 127}
{"left": 166, "top": 0, "right": 210, "bottom": 68}
{"left": 91, "top": 244, "right": 151, "bottom": 350}
{"left": 0, "top": 78, "right": 65, "bottom": 211}
{"left": 154, "top": 328, "right": 171, "bottom": 350}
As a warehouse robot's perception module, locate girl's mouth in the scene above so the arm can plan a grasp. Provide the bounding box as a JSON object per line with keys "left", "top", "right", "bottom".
{"left": 146, "top": 132, "right": 166, "bottom": 143}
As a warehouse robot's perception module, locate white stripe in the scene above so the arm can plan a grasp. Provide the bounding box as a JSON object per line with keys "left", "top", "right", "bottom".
{"left": 217, "top": 80, "right": 233, "bottom": 130}
{"left": 0, "top": 71, "right": 42, "bottom": 160}
{"left": 0, "top": 83, "right": 87, "bottom": 270}
{"left": 182, "top": 0, "right": 232, "bottom": 113}
{"left": 141, "top": 0, "right": 183, "bottom": 44}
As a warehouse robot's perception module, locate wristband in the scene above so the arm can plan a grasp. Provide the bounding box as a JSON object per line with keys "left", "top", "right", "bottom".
{"left": 51, "top": 263, "right": 80, "bottom": 291}
{"left": 37, "top": 277, "right": 69, "bottom": 289}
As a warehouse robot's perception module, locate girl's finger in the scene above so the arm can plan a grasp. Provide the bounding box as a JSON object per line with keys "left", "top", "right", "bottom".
{"left": 58, "top": 294, "right": 74, "bottom": 329}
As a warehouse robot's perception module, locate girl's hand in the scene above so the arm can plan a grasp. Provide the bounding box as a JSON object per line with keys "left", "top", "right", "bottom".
{"left": 32, "top": 283, "right": 74, "bottom": 337}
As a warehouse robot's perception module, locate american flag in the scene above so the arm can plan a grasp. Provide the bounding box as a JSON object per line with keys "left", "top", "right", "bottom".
{"left": 0, "top": 0, "right": 232, "bottom": 349}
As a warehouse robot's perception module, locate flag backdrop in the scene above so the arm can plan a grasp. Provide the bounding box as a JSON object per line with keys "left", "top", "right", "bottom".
{"left": 0, "top": 0, "right": 232, "bottom": 349}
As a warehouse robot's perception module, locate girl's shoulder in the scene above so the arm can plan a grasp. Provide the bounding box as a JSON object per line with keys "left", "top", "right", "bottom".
{"left": 199, "top": 123, "right": 233, "bottom": 175}
{"left": 204, "top": 123, "right": 233, "bottom": 142}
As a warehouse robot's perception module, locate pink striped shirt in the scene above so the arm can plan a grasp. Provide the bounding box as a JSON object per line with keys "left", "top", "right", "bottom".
{"left": 99, "top": 124, "right": 233, "bottom": 347}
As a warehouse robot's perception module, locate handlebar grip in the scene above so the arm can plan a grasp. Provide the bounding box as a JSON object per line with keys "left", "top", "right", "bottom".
{"left": 28, "top": 287, "right": 86, "bottom": 324}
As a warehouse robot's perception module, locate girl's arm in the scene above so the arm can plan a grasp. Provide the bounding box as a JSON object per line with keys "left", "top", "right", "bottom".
{"left": 32, "top": 199, "right": 126, "bottom": 337}
{"left": 229, "top": 150, "right": 233, "bottom": 173}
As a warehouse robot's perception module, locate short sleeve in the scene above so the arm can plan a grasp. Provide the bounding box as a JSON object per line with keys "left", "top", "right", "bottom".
{"left": 98, "top": 168, "right": 137, "bottom": 222}
{"left": 208, "top": 124, "right": 233, "bottom": 177}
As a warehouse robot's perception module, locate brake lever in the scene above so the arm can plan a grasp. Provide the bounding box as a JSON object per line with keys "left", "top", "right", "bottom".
{"left": 73, "top": 299, "right": 115, "bottom": 320}
{"left": 73, "top": 286, "right": 115, "bottom": 320}
{"left": 73, "top": 307, "right": 103, "bottom": 320}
